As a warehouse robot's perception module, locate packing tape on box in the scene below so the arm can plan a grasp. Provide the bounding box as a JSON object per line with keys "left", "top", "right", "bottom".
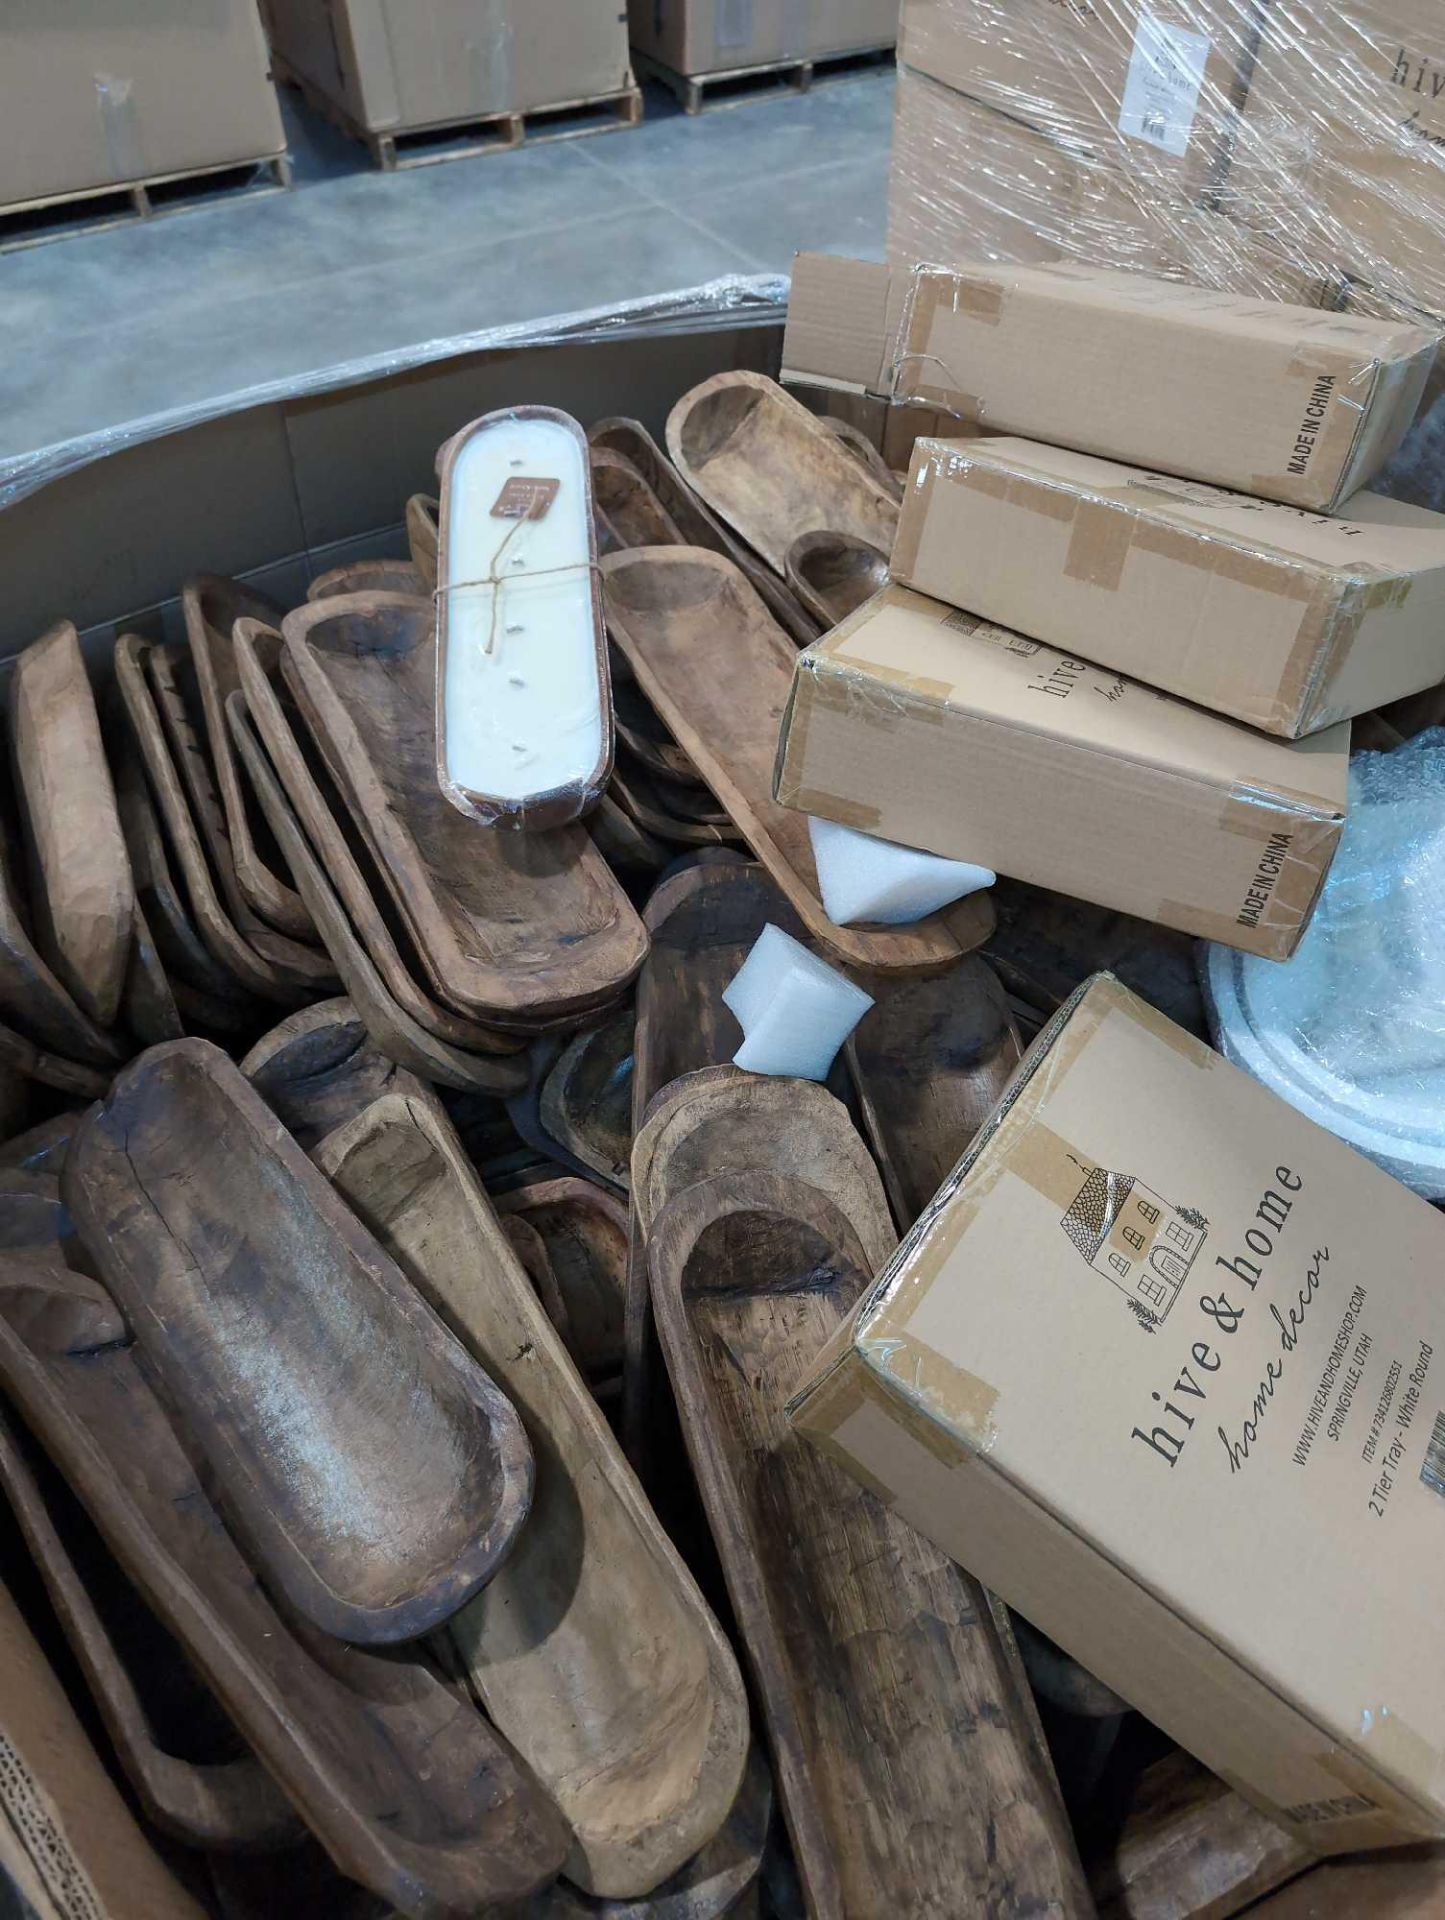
{"left": 792, "top": 1352, "right": 980, "bottom": 1476}
{"left": 94, "top": 74, "right": 143, "bottom": 186}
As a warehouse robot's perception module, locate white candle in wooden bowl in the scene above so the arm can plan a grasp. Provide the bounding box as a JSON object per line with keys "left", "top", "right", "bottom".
{"left": 436, "top": 407, "right": 612, "bottom": 830}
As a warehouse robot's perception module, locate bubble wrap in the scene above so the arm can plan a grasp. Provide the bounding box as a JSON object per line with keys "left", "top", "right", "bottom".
{"left": 1204, "top": 728, "right": 1445, "bottom": 1196}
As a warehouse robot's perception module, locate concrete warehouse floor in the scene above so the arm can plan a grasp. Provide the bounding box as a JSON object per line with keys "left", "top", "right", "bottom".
{"left": 0, "top": 68, "right": 893, "bottom": 479}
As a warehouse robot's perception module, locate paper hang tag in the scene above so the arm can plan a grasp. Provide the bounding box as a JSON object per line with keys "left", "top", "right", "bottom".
{"left": 491, "top": 476, "right": 561, "bottom": 520}
{"left": 1118, "top": 10, "right": 1212, "bottom": 158}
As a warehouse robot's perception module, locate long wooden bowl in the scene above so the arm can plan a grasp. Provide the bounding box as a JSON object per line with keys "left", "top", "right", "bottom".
{"left": 589, "top": 418, "right": 818, "bottom": 646}
{"left": 0, "top": 1259, "right": 569, "bottom": 1913}
{"left": 232, "top": 621, "right": 524, "bottom": 1058}
{"left": 0, "top": 1112, "right": 80, "bottom": 1178}
{"left": 0, "top": 822, "right": 126, "bottom": 1068}
{"left": 845, "top": 955, "right": 1023, "bottom": 1229}
{"left": 113, "top": 635, "right": 316, "bottom": 1007}
{"left": 783, "top": 529, "right": 889, "bottom": 630}
{"left": 0, "top": 1016, "right": 110, "bottom": 1098}
{"left": 521, "top": 1740, "right": 773, "bottom": 1919}
{"left": 0, "top": 1168, "right": 82, "bottom": 1297}
{"left": 612, "top": 665, "right": 698, "bottom": 782}
{"left": 406, "top": 492, "right": 439, "bottom": 592}
{"left": 1091, "top": 1748, "right": 1314, "bottom": 1918}
{"left": 590, "top": 446, "right": 687, "bottom": 552}
{"left": 538, "top": 1011, "right": 634, "bottom": 1191}
{"left": 63, "top": 1040, "right": 533, "bottom": 1645}
{"left": 818, "top": 415, "right": 904, "bottom": 499}
{"left": 123, "top": 901, "right": 184, "bottom": 1046}
{"left": 10, "top": 621, "right": 134, "bottom": 1030}
{"left": 181, "top": 577, "right": 315, "bottom": 940}
{"left": 602, "top": 546, "right": 993, "bottom": 972}
{"left": 241, "top": 998, "right": 405, "bottom": 1149}
{"left": 649, "top": 1169, "right": 1091, "bottom": 1920}
{"left": 591, "top": 792, "right": 670, "bottom": 877}
{"left": 227, "top": 691, "right": 532, "bottom": 1097}
{"left": 281, "top": 594, "right": 648, "bottom": 1024}
{"left": 494, "top": 1176, "right": 629, "bottom": 1383}
{"left": 0, "top": 1407, "right": 296, "bottom": 1850}
{"left": 631, "top": 1068, "right": 895, "bottom": 1273}
{"left": 309, "top": 558, "right": 427, "bottom": 601}
{"left": 666, "top": 372, "right": 899, "bottom": 577}
{"left": 609, "top": 760, "right": 739, "bottom": 849}
{"left": 112, "top": 745, "right": 261, "bottom": 1009}
{"left": 624, "top": 859, "right": 804, "bottom": 1465}
{"left": 314, "top": 1088, "right": 750, "bottom": 1899}
{"left": 146, "top": 643, "right": 333, "bottom": 986}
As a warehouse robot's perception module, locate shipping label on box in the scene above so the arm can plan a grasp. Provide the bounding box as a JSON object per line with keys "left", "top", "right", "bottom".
{"left": 893, "top": 434, "right": 1445, "bottom": 735}
{"left": 790, "top": 974, "right": 1445, "bottom": 1853}
{"left": 783, "top": 252, "right": 1441, "bottom": 509}
{"left": 773, "top": 583, "right": 1349, "bottom": 957}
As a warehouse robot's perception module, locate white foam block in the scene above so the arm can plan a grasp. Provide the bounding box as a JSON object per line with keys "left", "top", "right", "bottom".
{"left": 808, "top": 815, "right": 994, "bottom": 926}
{"left": 722, "top": 923, "right": 874, "bottom": 1081}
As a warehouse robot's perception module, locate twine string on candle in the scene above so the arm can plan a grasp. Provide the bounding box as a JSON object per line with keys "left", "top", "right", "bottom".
{"left": 434, "top": 513, "right": 602, "bottom": 656}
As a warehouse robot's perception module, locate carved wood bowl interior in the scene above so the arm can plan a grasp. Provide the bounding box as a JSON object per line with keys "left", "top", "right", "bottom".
{"left": 783, "top": 529, "right": 890, "bottom": 630}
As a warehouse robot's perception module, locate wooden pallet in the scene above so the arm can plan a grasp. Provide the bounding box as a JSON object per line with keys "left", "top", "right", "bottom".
{"left": 0, "top": 154, "right": 291, "bottom": 254}
{"left": 634, "top": 42, "right": 894, "bottom": 114}
{"left": 274, "top": 56, "right": 642, "bottom": 170}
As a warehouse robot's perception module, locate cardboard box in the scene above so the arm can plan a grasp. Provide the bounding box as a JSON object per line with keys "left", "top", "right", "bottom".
{"left": 893, "top": 435, "right": 1445, "bottom": 736}
{"left": 888, "top": 67, "right": 1185, "bottom": 278}
{"left": 898, "top": 0, "right": 1252, "bottom": 200}
{"left": 628, "top": 0, "right": 898, "bottom": 77}
{"left": 773, "top": 584, "right": 1349, "bottom": 958}
{"left": 783, "top": 251, "right": 1441, "bottom": 510}
{"left": 262, "top": 0, "right": 632, "bottom": 129}
{"left": 0, "top": 2, "right": 284, "bottom": 210}
{"left": 1155, "top": 210, "right": 1341, "bottom": 309}
{"left": 1234, "top": 0, "right": 1445, "bottom": 322}
{"left": 790, "top": 972, "right": 1445, "bottom": 1855}
{"left": 0, "top": 1578, "right": 206, "bottom": 1918}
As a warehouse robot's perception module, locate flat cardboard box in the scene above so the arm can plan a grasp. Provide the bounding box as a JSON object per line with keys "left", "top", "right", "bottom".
{"left": 262, "top": 0, "right": 633, "bottom": 129}
{"left": 0, "top": 1578, "right": 205, "bottom": 1918}
{"left": 773, "top": 583, "right": 1349, "bottom": 958}
{"left": 898, "top": 0, "right": 1253, "bottom": 200}
{"left": 1234, "top": 0, "right": 1445, "bottom": 322}
{"left": 783, "top": 250, "right": 1441, "bottom": 510}
{"left": 892, "top": 434, "right": 1445, "bottom": 735}
{"left": 888, "top": 67, "right": 1195, "bottom": 280}
{"left": 790, "top": 972, "right": 1445, "bottom": 1855}
{"left": 628, "top": 0, "right": 898, "bottom": 76}
{"left": 1, "top": 2, "right": 284, "bottom": 210}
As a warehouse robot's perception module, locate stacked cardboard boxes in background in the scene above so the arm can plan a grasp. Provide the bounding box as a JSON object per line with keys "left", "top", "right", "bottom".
{"left": 779, "top": 252, "right": 1445, "bottom": 958}
{"left": 628, "top": 0, "right": 900, "bottom": 89}
{"left": 0, "top": 2, "right": 286, "bottom": 220}
{"left": 260, "top": 0, "right": 637, "bottom": 151}
{"left": 888, "top": 0, "right": 1445, "bottom": 326}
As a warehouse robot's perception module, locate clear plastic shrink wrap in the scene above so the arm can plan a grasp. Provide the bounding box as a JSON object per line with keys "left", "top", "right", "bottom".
{"left": 1204, "top": 729, "right": 1445, "bottom": 1198}
{"left": 891, "top": 0, "right": 1445, "bottom": 325}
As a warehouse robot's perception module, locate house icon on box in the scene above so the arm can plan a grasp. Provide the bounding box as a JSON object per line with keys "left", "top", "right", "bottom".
{"left": 1059, "top": 1167, "right": 1207, "bottom": 1331}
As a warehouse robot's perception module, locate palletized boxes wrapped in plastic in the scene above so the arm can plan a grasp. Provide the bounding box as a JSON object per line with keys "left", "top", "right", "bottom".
{"left": 890, "top": 0, "right": 1445, "bottom": 328}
